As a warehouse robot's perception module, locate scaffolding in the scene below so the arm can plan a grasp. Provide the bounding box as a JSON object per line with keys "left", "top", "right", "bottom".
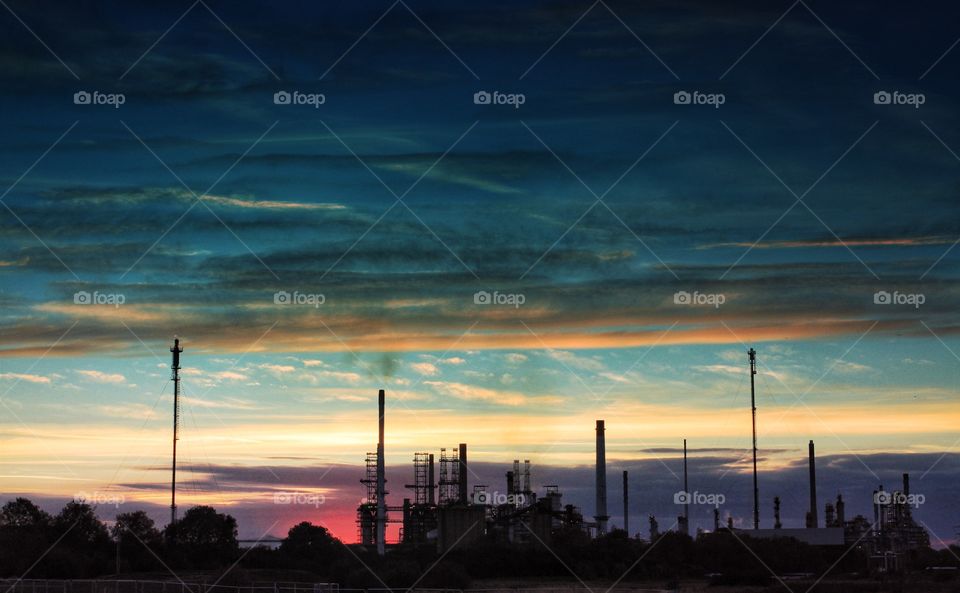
{"left": 412, "top": 452, "right": 430, "bottom": 505}
{"left": 438, "top": 447, "right": 460, "bottom": 505}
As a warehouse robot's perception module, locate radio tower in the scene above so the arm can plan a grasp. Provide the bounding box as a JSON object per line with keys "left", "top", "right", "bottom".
{"left": 170, "top": 337, "right": 183, "bottom": 527}
{"left": 748, "top": 348, "right": 759, "bottom": 529}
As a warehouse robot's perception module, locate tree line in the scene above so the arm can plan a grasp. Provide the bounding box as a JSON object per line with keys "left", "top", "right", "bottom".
{"left": 2, "top": 497, "right": 958, "bottom": 588}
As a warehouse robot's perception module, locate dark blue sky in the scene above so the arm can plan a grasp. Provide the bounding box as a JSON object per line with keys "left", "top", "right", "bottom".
{"left": 1, "top": 0, "right": 959, "bottom": 544}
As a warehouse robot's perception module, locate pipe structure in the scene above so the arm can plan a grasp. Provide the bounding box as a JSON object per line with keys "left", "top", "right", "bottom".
{"left": 428, "top": 453, "right": 435, "bottom": 505}
{"left": 458, "top": 443, "right": 468, "bottom": 504}
{"left": 376, "top": 389, "right": 386, "bottom": 556}
{"left": 683, "top": 438, "right": 689, "bottom": 535}
{"left": 622, "top": 470, "right": 629, "bottom": 536}
{"left": 595, "top": 420, "right": 609, "bottom": 535}
{"left": 809, "top": 440, "right": 818, "bottom": 528}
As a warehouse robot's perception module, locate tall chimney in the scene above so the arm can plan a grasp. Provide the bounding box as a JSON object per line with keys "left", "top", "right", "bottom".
{"left": 506, "top": 471, "right": 515, "bottom": 497}
{"left": 595, "top": 420, "right": 609, "bottom": 535}
{"left": 622, "top": 470, "right": 629, "bottom": 535}
{"left": 773, "top": 496, "right": 782, "bottom": 529}
{"left": 682, "top": 438, "right": 689, "bottom": 536}
{"left": 808, "top": 440, "right": 818, "bottom": 528}
{"left": 376, "top": 389, "right": 386, "bottom": 556}
{"left": 902, "top": 473, "right": 910, "bottom": 496}
{"left": 428, "top": 453, "right": 435, "bottom": 505}
{"left": 836, "top": 494, "right": 845, "bottom": 525}
{"left": 748, "top": 348, "right": 759, "bottom": 529}
{"left": 458, "top": 443, "right": 468, "bottom": 504}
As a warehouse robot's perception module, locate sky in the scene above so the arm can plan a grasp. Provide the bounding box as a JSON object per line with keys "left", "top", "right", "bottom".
{"left": 0, "top": 0, "right": 959, "bottom": 546}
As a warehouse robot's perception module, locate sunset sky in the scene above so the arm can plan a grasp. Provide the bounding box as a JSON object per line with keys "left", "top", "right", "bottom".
{"left": 1, "top": 0, "right": 959, "bottom": 546}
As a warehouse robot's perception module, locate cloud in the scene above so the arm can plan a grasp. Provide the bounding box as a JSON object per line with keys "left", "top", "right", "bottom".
{"left": 76, "top": 370, "right": 126, "bottom": 384}
{"left": 410, "top": 362, "right": 439, "bottom": 376}
{"left": 0, "top": 373, "right": 51, "bottom": 384}
{"left": 440, "top": 357, "right": 466, "bottom": 365}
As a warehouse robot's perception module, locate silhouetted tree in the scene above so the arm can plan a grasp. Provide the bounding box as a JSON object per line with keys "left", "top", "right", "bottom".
{"left": 165, "top": 505, "right": 239, "bottom": 568}
{"left": 279, "top": 521, "right": 341, "bottom": 568}
{"left": 0, "top": 498, "right": 52, "bottom": 576}
{"left": 113, "top": 510, "right": 163, "bottom": 572}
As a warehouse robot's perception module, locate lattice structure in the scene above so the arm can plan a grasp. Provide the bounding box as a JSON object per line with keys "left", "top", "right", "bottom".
{"left": 412, "top": 452, "right": 429, "bottom": 505}
{"left": 438, "top": 447, "right": 460, "bottom": 505}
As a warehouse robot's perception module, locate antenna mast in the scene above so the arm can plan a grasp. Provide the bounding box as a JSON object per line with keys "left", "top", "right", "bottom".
{"left": 170, "top": 337, "right": 183, "bottom": 527}
{"left": 748, "top": 347, "right": 759, "bottom": 529}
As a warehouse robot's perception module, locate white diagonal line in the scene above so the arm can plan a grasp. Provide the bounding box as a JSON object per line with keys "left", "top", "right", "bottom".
{"left": 720, "top": 0, "right": 800, "bottom": 80}
{"left": 920, "top": 36, "right": 960, "bottom": 80}
{"left": 520, "top": 0, "right": 600, "bottom": 80}
{"left": 0, "top": 121, "right": 81, "bottom": 280}
{"left": 719, "top": 120, "right": 879, "bottom": 280}
{"left": 799, "top": 1, "right": 879, "bottom": 80}
{"left": 119, "top": 120, "right": 279, "bottom": 279}
{"left": 320, "top": 1, "right": 399, "bottom": 80}
{"left": 2, "top": 518, "right": 80, "bottom": 593}
{"left": 518, "top": 319, "right": 602, "bottom": 401}
{"left": 317, "top": 120, "right": 480, "bottom": 279}
{"left": 120, "top": 0, "right": 201, "bottom": 80}
{"left": 0, "top": 0, "right": 79, "bottom": 79}
{"left": 200, "top": 0, "right": 280, "bottom": 80}
{"left": 399, "top": 0, "right": 479, "bottom": 80}
{"left": 520, "top": 120, "right": 679, "bottom": 280}
{"left": 717, "top": 320, "right": 882, "bottom": 482}
{"left": 598, "top": 0, "right": 679, "bottom": 80}
{"left": 918, "top": 121, "right": 960, "bottom": 279}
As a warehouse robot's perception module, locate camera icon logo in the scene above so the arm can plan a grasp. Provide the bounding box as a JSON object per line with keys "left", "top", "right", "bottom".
{"left": 673, "top": 490, "right": 691, "bottom": 505}
{"left": 873, "top": 290, "right": 891, "bottom": 305}
{"left": 273, "top": 91, "right": 291, "bottom": 105}
{"left": 273, "top": 290, "right": 291, "bottom": 304}
{"left": 874, "top": 490, "right": 892, "bottom": 505}
{"left": 873, "top": 91, "right": 891, "bottom": 105}
{"left": 74, "top": 91, "right": 91, "bottom": 105}
{"left": 474, "top": 290, "right": 491, "bottom": 305}
{"left": 673, "top": 91, "right": 691, "bottom": 105}
{"left": 73, "top": 291, "right": 91, "bottom": 304}
{"left": 673, "top": 290, "right": 691, "bottom": 305}
{"left": 475, "top": 491, "right": 491, "bottom": 505}
{"left": 474, "top": 91, "right": 491, "bottom": 105}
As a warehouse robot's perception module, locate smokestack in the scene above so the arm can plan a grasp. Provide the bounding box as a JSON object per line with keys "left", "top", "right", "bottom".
{"left": 836, "top": 494, "right": 845, "bottom": 525}
{"left": 428, "top": 453, "right": 435, "bottom": 505}
{"left": 458, "top": 443, "right": 468, "bottom": 504}
{"left": 376, "top": 389, "right": 386, "bottom": 556}
{"left": 622, "top": 470, "right": 629, "bottom": 535}
{"left": 595, "top": 420, "right": 609, "bottom": 535}
{"left": 713, "top": 507, "right": 720, "bottom": 531}
{"left": 773, "top": 496, "right": 782, "bottom": 529}
{"left": 506, "top": 471, "right": 515, "bottom": 496}
{"left": 902, "top": 473, "right": 910, "bottom": 496}
{"left": 683, "top": 438, "right": 689, "bottom": 536}
{"left": 808, "top": 440, "right": 818, "bottom": 528}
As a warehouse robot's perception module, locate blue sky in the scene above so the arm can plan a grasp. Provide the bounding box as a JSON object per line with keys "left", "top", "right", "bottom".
{"left": 0, "top": 0, "right": 959, "bottom": 544}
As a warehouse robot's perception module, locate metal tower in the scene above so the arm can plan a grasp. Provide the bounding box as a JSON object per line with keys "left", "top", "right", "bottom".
{"left": 170, "top": 337, "right": 182, "bottom": 527}
{"left": 748, "top": 348, "right": 759, "bottom": 530}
